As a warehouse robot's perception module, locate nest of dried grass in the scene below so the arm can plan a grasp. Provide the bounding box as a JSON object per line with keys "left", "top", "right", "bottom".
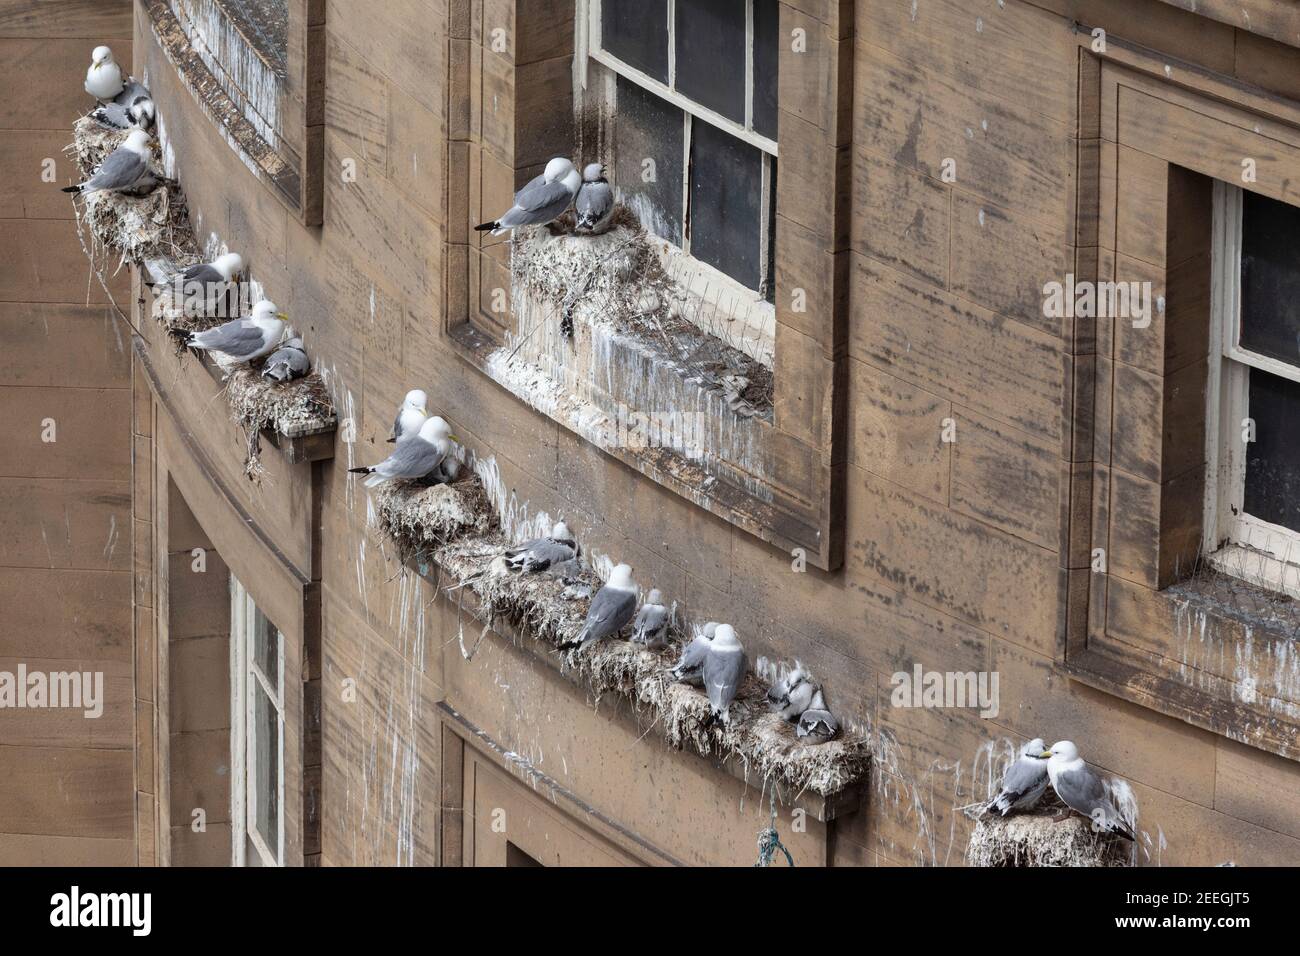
{"left": 223, "top": 364, "right": 337, "bottom": 480}
{"left": 510, "top": 206, "right": 774, "bottom": 419}
{"left": 965, "top": 801, "right": 1134, "bottom": 867}
{"left": 371, "top": 468, "right": 871, "bottom": 799}
{"left": 67, "top": 117, "right": 198, "bottom": 269}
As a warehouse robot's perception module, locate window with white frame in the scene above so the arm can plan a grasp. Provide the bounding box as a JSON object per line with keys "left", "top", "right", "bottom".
{"left": 583, "top": 0, "right": 779, "bottom": 302}
{"left": 229, "top": 576, "right": 285, "bottom": 867}
{"left": 1205, "top": 182, "right": 1300, "bottom": 598}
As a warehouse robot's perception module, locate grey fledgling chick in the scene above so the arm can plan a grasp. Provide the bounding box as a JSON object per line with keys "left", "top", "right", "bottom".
{"left": 261, "top": 337, "right": 309, "bottom": 384}
{"left": 703, "top": 624, "right": 747, "bottom": 726}
{"left": 767, "top": 665, "right": 816, "bottom": 722}
{"left": 631, "top": 589, "right": 670, "bottom": 649}
{"left": 985, "top": 738, "right": 1050, "bottom": 817}
{"left": 668, "top": 625, "right": 715, "bottom": 686}
{"left": 574, "top": 163, "right": 614, "bottom": 234}
{"left": 504, "top": 521, "right": 577, "bottom": 574}
{"left": 795, "top": 689, "right": 838, "bottom": 743}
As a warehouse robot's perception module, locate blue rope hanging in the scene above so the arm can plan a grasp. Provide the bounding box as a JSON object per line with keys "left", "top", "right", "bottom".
{"left": 755, "top": 792, "right": 795, "bottom": 867}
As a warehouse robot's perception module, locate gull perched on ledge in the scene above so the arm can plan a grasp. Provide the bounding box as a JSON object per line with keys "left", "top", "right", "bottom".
{"left": 348, "top": 417, "right": 456, "bottom": 489}
{"left": 474, "top": 157, "right": 581, "bottom": 235}
{"left": 559, "top": 563, "right": 638, "bottom": 651}
{"left": 986, "top": 738, "right": 1049, "bottom": 817}
{"left": 388, "top": 389, "right": 429, "bottom": 444}
{"left": 1043, "top": 740, "right": 1136, "bottom": 840}
{"left": 181, "top": 299, "right": 286, "bottom": 364}
{"left": 62, "top": 129, "right": 159, "bottom": 195}
{"left": 84, "top": 45, "right": 124, "bottom": 102}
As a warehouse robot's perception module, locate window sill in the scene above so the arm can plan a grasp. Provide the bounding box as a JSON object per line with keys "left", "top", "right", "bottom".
{"left": 1084, "top": 569, "right": 1300, "bottom": 761}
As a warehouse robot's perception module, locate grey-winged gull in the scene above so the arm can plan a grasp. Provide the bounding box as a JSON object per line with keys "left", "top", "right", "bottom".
{"left": 182, "top": 300, "right": 286, "bottom": 364}
{"left": 703, "top": 624, "right": 747, "bottom": 726}
{"left": 474, "top": 157, "right": 581, "bottom": 236}
{"left": 164, "top": 252, "right": 243, "bottom": 316}
{"left": 348, "top": 416, "right": 456, "bottom": 489}
{"left": 668, "top": 624, "right": 716, "bottom": 686}
{"left": 84, "top": 45, "right": 124, "bottom": 101}
{"left": 91, "top": 78, "right": 155, "bottom": 132}
{"left": 62, "top": 129, "right": 158, "bottom": 195}
{"left": 1044, "top": 740, "right": 1136, "bottom": 840}
{"left": 574, "top": 163, "right": 615, "bottom": 235}
{"left": 630, "top": 588, "right": 669, "bottom": 649}
{"left": 767, "top": 665, "right": 816, "bottom": 721}
{"left": 388, "top": 389, "right": 428, "bottom": 444}
{"left": 261, "top": 337, "right": 309, "bottom": 384}
{"left": 559, "top": 562, "right": 637, "bottom": 651}
{"left": 986, "top": 738, "right": 1049, "bottom": 816}
{"left": 504, "top": 521, "right": 577, "bottom": 573}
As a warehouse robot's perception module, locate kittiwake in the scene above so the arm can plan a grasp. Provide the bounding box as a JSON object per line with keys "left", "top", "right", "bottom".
{"left": 668, "top": 625, "right": 716, "bottom": 686}
{"left": 62, "top": 129, "right": 158, "bottom": 195}
{"left": 504, "top": 521, "right": 577, "bottom": 573}
{"left": 84, "top": 45, "right": 124, "bottom": 101}
{"left": 181, "top": 299, "right": 286, "bottom": 364}
{"left": 261, "top": 337, "right": 309, "bottom": 383}
{"left": 986, "top": 738, "right": 1049, "bottom": 817}
{"left": 388, "top": 389, "right": 428, "bottom": 444}
{"left": 703, "top": 624, "right": 747, "bottom": 726}
{"left": 348, "top": 416, "right": 457, "bottom": 489}
{"left": 164, "top": 252, "right": 243, "bottom": 315}
{"left": 796, "top": 689, "right": 839, "bottom": 743}
{"left": 630, "top": 588, "right": 669, "bottom": 649}
{"left": 559, "top": 563, "right": 637, "bottom": 651}
{"left": 474, "top": 157, "right": 581, "bottom": 235}
{"left": 767, "top": 665, "right": 816, "bottom": 722}
{"left": 1043, "top": 740, "right": 1136, "bottom": 840}
{"left": 574, "top": 163, "right": 614, "bottom": 234}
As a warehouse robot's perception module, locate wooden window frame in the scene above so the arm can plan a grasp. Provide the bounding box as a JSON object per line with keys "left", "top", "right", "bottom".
{"left": 1065, "top": 34, "right": 1300, "bottom": 760}
{"left": 445, "top": 0, "right": 851, "bottom": 571}
{"left": 1204, "top": 182, "right": 1300, "bottom": 598}
{"left": 582, "top": 0, "right": 778, "bottom": 336}
{"left": 143, "top": 0, "right": 325, "bottom": 225}
{"left": 229, "top": 576, "right": 287, "bottom": 867}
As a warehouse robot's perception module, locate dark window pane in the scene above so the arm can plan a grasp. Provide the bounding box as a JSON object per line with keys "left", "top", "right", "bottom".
{"left": 752, "top": 0, "right": 779, "bottom": 139}
{"left": 690, "top": 119, "right": 763, "bottom": 289}
{"left": 615, "top": 76, "right": 683, "bottom": 245}
{"left": 1240, "top": 190, "right": 1300, "bottom": 367}
{"left": 674, "top": 0, "right": 746, "bottom": 123}
{"left": 253, "top": 682, "right": 279, "bottom": 856}
{"left": 602, "top": 0, "right": 669, "bottom": 84}
{"left": 763, "top": 157, "right": 776, "bottom": 302}
{"left": 1244, "top": 367, "right": 1300, "bottom": 534}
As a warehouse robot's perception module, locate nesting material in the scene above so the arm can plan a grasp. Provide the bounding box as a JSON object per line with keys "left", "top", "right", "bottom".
{"left": 224, "top": 364, "right": 337, "bottom": 479}
{"left": 67, "top": 117, "right": 196, "bottom": 267}
{"left": 966, "top": 802, "right": 1134, "bottom": 867}
{"left": 371, "top": 473, "right": 871, "bottom": 799}
{"left": 511, "top": 207, "right": 774, "bottom": 418}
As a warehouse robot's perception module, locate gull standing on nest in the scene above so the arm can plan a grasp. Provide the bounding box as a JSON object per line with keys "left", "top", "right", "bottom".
{"left": 348, "top": 417, "right": 457, "bottom": 489}
{"left": 181, "top": 299, "right": 286, "bottom": 365}
{"left": 703, "top": 624, "right": 747, "bottom": 727}
{"left": 1043, "top": 740, "right": 1136, "bottom": 840}
{"left": 985, "top": 738, "right": 1049, "bottom": 817}
{"left": 62, "top": 129, "right": 159, "bottom": 196}
{"left": 474, "top": 157, "right": 581, "bottom": 235}
{"left": 388, "top": 389, "right": 429, "bottom": 444}
{"left": 559, "top": 563, "right": 638, "bottom": 651}
{"left": 84, "top": 46, "right": 124, "bottom": 101}
{"left": 574, "top": 163, "right": 615, "bottom": 235}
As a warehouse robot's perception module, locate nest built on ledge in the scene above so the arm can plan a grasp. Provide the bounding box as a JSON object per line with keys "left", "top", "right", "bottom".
{"left": 370, "top": 467, "right": 872, "bottom": 802}
{"left": 69, "top": 117, "right": 337, "bottom": 481}
{"left": 68, "top": 117, "right": 198, "bottom": 269}
{"left": 965, "top": 799, "right": 1134, "bottom": 867}
{"left": 511, "top": 206, "right": 775, "bottom": 419}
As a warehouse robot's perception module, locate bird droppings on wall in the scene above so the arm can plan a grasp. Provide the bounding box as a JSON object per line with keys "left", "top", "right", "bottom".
{"left": 365, "top": 456, "right": 871, "bottom": 801}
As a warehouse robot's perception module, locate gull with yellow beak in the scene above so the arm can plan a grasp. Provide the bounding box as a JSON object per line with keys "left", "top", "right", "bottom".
{"left": 348, "top": 417, "right": 457, "bottom": 489}
{"left": 1041, "top": 740, "right": 1136, "bottom": 841}
{"left": 84, "top": 45, "right": 125, "bottom": 101}
{"left": 388, "top": 389, "right": 429, "bottom": 444}
{"left": 180, "top": 300, "right": 288, "bottom": 364}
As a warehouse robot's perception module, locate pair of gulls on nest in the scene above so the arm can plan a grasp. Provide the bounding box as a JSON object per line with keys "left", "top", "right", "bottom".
{"left": 349, "top": 390, "right": 463, "bottom": 488}
{"left": 494, "top": 534, "right": 839, "bottom": 740}
{"left": 475, "top": 157, "right": 614, "bottom": 236}
{"left": 66, "top": 46, "right": 161, "bottom": 197}
{"left": 162, "top": 253, "right": 310, "bottom": 385}
{"left": 84, "top": 45, "right": 155, "bottom": 132}
{"left": 987, "top": 738, "right": 1137, "bottom": 841}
